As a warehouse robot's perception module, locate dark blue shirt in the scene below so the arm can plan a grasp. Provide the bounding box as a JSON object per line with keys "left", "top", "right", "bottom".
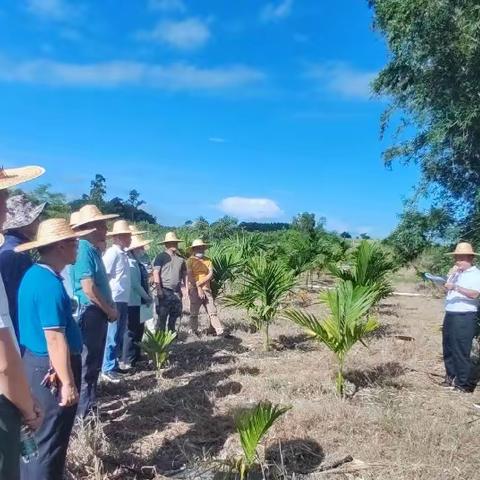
{"left": 18, "top": 264, "right": 83, "bottom": 356}
{"left": 0, "top": 232, "right": 33, "bottom": 339}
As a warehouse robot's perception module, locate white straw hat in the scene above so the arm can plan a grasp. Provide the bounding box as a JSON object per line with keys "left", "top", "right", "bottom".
{"left": 447, "top": 242, "right": 479, "bottom": 256}
{"left": 107, "top": 219, "right": 133, "bottom": 237}
{"left": 160, "top": 231, "right": 183, "bottom": 244}
{"left": 127, "top": 234, "right": 152, "bottom": 251}
{"left": 190, "top": 238, "right": 210, "bottom": 249}
{"left": 129, "top": 225, "right": 147, "bottom": 235}
{"left": 73, "top": 204, "right": 119, "bottom": 228}
{"left": 69, "top": 211, "right": 80, "bottom": 227}
{"left": 15, "top": 218, "right": 95, "bottom": 253}
{"left": 0, "top": 166, "right": 45, "bottom": 191}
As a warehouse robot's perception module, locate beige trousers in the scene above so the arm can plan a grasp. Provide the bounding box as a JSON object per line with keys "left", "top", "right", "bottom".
{"left": 189, "top": 288, "right": 224, "bottom": 335}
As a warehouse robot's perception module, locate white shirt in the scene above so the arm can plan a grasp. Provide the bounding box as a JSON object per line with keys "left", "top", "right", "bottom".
{"left": 0, "top": 275, "right": 18, "bottom": 352}
{"left": 103, "top": 244, "right": 131, "bottom": 303}
{"left": 445, "top": 266, "right": 480, "bottom": 312}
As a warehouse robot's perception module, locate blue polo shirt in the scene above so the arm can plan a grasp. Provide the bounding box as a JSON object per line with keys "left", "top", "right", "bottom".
{"left": 70, "top": 239, "right": 112, "bottom": 306}
{"left": 18, "top": 264, "right": 82, "bottom": 356}
{"left": 0, "top": 232, "right": 33, "bottom": 339}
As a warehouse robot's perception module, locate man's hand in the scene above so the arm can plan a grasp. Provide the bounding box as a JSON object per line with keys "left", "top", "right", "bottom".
{"left": 58, "top": 383, "right": 79, "bottom": 407}
{"left": 197, "top": 286, "right": 206, "bottom": 300}
{"left": 22, "top": 397, "right": 43, "bottom": 431}
{"left": 445, "top": 283, "right": 456, "bottom": 291}
{"left": 156, "top": 286, "right": 164, "bottom": 298}
{"left": 107, "top": 306, "right": 118, "bottom": 322}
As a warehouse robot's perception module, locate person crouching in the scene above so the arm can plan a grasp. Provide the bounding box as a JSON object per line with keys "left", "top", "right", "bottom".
{"left": 16, "top": 219, "right": 93, "bottom": 480}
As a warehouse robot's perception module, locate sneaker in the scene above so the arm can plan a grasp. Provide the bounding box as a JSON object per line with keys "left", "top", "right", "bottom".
{"left": 451, "top": 386, "right": 474, "bottom": 394}
{"left": 118, "top": 362, "right": 133, "bottom": 372}
{"left": 101, "top": 371, "right": 122, "bottom": 384}
{"left": 440, "top": 378, "right": 454, "bottom": 388}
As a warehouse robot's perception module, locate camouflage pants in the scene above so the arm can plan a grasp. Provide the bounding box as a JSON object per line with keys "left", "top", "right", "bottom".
{"left": 155, "top": 288, "right": 182, "bottom": 333}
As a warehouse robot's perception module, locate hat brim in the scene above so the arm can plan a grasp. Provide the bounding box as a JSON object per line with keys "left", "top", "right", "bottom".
{"left": 73, "top": 213, "right": 119, "bottom": 229}
{"left": 3, "top": 202, "right": 47, "bottom": 231}
{"left": 161, "top": 239, "right": 183, "bottom": 244}
{"left": 127, "top": 239, "right": 153, "bottom": 251}
{"left": 446, "top": 251, "right": 479, "bottom": 256}
{"left": 130, "top": 230, "right": 147, "bottom": 235}
{"left": 15, "top": 228, "right": 96, "bottom": 253}
{"left": 190, "top": 243, "right": 210, "bottom": 249}
{"left": 106, "top": 229, "right": 132, "bottom": 237}
{"left": 0, "top": 166, "right": 45, "bottom": 191}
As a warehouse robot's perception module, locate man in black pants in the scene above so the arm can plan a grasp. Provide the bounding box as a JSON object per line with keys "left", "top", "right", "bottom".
{"left": 443, "top": 242, "right": 480, "bottom": 393}
{"left": 70, "top": 205, "right": 119, "bottom": 418}
{"left": 153, "top": 232, "right": 187, "bottom": 333}
{"left": 16, "top": 218, "right": 93, "bottom": 479}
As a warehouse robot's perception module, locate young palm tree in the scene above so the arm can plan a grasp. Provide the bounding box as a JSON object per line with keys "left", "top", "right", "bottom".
{"left": 225, "top": 256, "right": 296, "bottom": 350}
{"left": 284, "top": 281, "right": 379, "bottom": 395}
{"left": 209, "top": 244, "right": 243, "bottom": 299}
{"left": 328, "top": 240, "right": 395, "bottom": 304}
{"left": 224, "top": 402, "right": 291, "bottom": 479}
{"left": 141, "top": 329, "right": 177, "bottom": 370}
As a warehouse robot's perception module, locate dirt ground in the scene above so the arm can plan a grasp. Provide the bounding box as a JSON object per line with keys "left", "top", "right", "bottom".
{"left": 67, "top": 276, "right": 480, "bottom": 480}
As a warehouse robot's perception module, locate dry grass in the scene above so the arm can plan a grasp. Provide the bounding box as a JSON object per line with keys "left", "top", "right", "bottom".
{"left": 67, "top": 275, "right": 480, "bottom": 479}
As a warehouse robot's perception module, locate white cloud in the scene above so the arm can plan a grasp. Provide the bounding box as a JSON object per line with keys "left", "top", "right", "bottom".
{"left": 148, "top": 0, "right": 186, "bottom": 12}
{"left": 260, "top": 0, "right": 294, "bottom": 22}
{"left": 209, "top": 137, "right": 226, "bottom": 143}
{"left": 218, "top": 197, "right": 283, "bottom": 220}
{"left": 306, "top": 62, "right": 377, "bottom": 100}
{"left": 0, "top": 57, "right": 265, "bottom": 91}
{"left": 25, "top": 0, "right": 78, "bottom": 20}
{"left": 138, "top": 18, "right": 210, "bottom": 50}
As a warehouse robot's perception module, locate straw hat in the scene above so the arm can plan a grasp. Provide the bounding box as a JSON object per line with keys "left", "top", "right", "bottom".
{"left": 129, "top": 225, "right": 147, "bottom": 235}
{"left": 73, "top": 204, "right": 119, "bottom": 228}
{"left": 160, "top": 231, "right": 183, "bottom": 244}
{"left": 447, "top": 242, "right": 479, "bottom": 256}
{"left": 190, "top": 238, "right": 210, "bottom": 249}
{"left": 69, "top": 211, "right": 80, "bottom": 227}
{"left": 107, "top": 219, "right": 132, "bottom": 237}
{"left": 127, "top": 234, "right": 152, "bottom": 252}
{"left": 3, "top": 194, "right": 47, "bottom": 230}
{"left": 15, "top": 218, "right": 95, "bottom": 253}
{"left": 0, "top": 166, "right": 45, "bottom": 191}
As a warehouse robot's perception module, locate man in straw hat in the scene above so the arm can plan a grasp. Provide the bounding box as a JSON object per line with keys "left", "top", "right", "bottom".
{"left": 442, "top": 242, "right": 480, "bottom": 393}
{"left": 187, "top": 239, "right": 227, "bottom": 337}
{"left": 123, "top": 232, "right": 152, "bottom": 369}
{"left": 0, "top": 165, "right": 44, "bottom": 480}
{"left": 153, "top": 231, "right": 187, "bottom": 332}
{"left": 16, "top": 218, "right": 93, "bottom": 479}
{"left": 0, "top": 193, "right": 46, "bottom": 340}
{"left": 101, "top": 220, "right": 132, "bottom": 383}
{"left": 70, "top": 204, "right": 119, "bottom": 418}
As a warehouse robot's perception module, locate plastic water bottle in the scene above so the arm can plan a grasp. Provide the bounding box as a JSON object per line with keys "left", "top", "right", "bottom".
{"left": 20, "top": 425, "right": 39, "bottom": 463}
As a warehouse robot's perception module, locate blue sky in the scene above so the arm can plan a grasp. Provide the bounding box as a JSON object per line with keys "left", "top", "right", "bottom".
{"left": 0, "top": 0, "right": 418, "bottom": 236}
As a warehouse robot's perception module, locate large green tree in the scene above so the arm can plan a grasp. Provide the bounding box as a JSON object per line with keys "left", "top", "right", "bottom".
{"left": 370, "top": 0, "right": 480, "bottom": 226}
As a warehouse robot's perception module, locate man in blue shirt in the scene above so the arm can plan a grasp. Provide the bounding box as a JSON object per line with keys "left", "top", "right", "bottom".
{"left": 17, "top": 217, "right": 94, "bottom": 480}
{"left": 0, "top": 194, "right": 45, "bottom": 339}
{"left": 70, "top": 204, "right": 118, "bottom": 418}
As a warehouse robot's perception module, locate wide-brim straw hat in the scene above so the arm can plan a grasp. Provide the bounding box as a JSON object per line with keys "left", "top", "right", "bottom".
{"left": 73, "top": 204, "right": 119, "bottom": 228}
{"left": 190, "top": 238, "right": 210, "bottom": 249}
{"left": 0, "top": 166, "right": 45, "bottom": 191}
{"left": 129, "top": 225, "right": 147, "bottom": 235}
{"left": 107, "top": 219, "right": 133, "bottom": 237}
{"left": 69, "top": 211, "right": 80, "bottom": 227}
{"left": 161, "top": 231, "right": 183, "bottom": 244}
{"left": 3, "top": 194, "right": 47, "bottom": 230}
{"left": 447, "top": 242, "right": 479, "bottom": 256}
{"left": 15, "top": 218, "right": 95, "bottom": 253}
{"left": 127, "top": 234, "right": 152, "bottom": 251}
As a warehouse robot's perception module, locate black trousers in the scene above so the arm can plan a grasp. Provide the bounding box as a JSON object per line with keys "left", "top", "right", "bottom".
{"left": 21, "top": 351, "right": 81, "bottom": 480}
{"left": 122, "top": 306, "right": 145, "bottom": 366}
{"left": 77, "top": 305, "right": 108, "bottom": 418}
{"left": 156, "top": 288, "right": 182, "bottom": 332}
{"left": 0, "top": 395, "right": 21, "bottom": 480}
{"left": 443, "top": 311, "right": 479, "bottom": 389}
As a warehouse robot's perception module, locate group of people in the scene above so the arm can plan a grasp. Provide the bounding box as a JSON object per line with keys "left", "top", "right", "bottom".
{"left": 0, "top": 163, "right": 226, "bottom": 480}
{"left": 1, "top": 163, "right": 480, "bottom": 480}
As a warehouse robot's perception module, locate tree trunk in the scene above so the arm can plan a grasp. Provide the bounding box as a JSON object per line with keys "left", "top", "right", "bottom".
{"left": 264, "top": 323, "right": 270, "bottom": 351}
